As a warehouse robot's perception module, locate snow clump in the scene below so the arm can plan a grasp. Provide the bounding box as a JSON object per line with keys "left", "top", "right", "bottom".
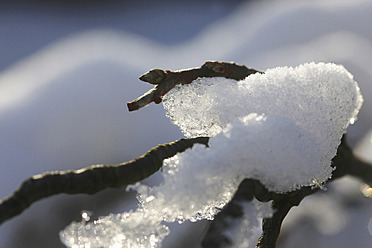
{"left": 163, "top": 62, "right": 363, "bottom": 191}
{"left": 60, "top": 62, "right": 363, "bottom": 248}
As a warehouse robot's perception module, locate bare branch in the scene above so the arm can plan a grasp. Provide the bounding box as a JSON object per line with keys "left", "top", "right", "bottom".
{"left": 0, "top": 137, "right": 209, "bottom": 225}
{"left": 127, "top": 61, "right": 262, "bottom": 111}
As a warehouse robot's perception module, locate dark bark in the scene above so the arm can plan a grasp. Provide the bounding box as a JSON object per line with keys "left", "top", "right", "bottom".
{"left": 0, "top": 137, "right": 209, "bottom": 225}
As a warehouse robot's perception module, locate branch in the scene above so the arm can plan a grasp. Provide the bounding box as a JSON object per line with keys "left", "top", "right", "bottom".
{"left": 127, "top": 62, "right": 370, "bottom": 248}
{"left": 201, "top": 179, "right": 272, "bottom": 248}
{"left": 0, "top": 137, "right": 209, "bottom": 225}
{"left": 127, "top": 61, "right": 262, "bottom": 111}
{"left": 328, "top": 135, "right": 372, "bottom": 185}
{"left": 201, "top": 178, "right": 317, "bottom": 248}
{"left": 348, "top": 156, "right": 372, "bottom": 185}
{"left": 127, "top": 60, "right": 369, "bottom": 248}
{"left": 3, "top": 60, "right": 370, "bottom": 248}
{"left": 255, "top": 186, "right": 318, "bottom": 248}
{"left": 201, "top": 136, "right": 370, "bottom": 248}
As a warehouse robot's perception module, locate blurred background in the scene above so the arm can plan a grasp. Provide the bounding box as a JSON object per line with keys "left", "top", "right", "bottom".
{"left": 1, "top": 0, "right": 372, "bottom": 247}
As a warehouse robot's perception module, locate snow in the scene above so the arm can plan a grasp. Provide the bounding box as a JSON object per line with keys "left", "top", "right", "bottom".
{"left": 164, "top": 63, "right": 363, "bottom": 189}
{"left": 60, "top": 63, "right": 363, "bottom": 247}
{"left": 164, "top": 63, "right": 362, "bottom": 137}
{"left": 1, "top": 0, "right": 372, "bottom": 247}
{"left": 61, "top": 210, "right": 170, "bottom": 248}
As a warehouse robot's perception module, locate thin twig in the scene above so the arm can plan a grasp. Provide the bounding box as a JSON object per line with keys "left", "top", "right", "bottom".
{"left": 127, "top": 61, "right": 262, "bottom": 111}
{"left": 0, "top": 137, "right": 209, "bottom": 225}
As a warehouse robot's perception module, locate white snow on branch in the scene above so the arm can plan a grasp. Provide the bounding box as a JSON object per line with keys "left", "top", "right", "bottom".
{"left": 60, "top": 63, "right": 363, "bottom": 248}
{"left": 163, "top": 62, "right": 363, "bottom": 185}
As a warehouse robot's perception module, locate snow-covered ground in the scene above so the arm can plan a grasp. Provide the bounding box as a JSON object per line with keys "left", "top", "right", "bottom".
{"left": 1, "top": 0, "right": 372, "bottom": 247}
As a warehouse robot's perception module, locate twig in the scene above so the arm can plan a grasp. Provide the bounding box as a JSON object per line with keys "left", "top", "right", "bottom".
{"left": 127, "top": 61, "right": 262, "bottom": 111}
{"left": 0, "top": 137, "right": 209, "bottom": 225}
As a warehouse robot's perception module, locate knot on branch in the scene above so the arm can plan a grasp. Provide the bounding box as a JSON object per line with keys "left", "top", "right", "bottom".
{"left": 139, "top": 69, "right": 168, "bottom": 85}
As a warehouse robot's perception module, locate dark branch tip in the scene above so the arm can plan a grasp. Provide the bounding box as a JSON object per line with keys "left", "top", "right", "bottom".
{"left": 139, "top": 69, "right": 167, "bottom": 85}
{"left": 127, "top": 101, "right": 138, "bottom": 111}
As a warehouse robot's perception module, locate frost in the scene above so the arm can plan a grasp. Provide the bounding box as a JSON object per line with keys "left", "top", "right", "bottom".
{"left": 60, "top": 63, "right": 363, "bottom": 248}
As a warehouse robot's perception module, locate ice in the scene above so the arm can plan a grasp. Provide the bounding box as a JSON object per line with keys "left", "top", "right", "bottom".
{"left": 61, "top": 63, "right": 363, "bottom": 248}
